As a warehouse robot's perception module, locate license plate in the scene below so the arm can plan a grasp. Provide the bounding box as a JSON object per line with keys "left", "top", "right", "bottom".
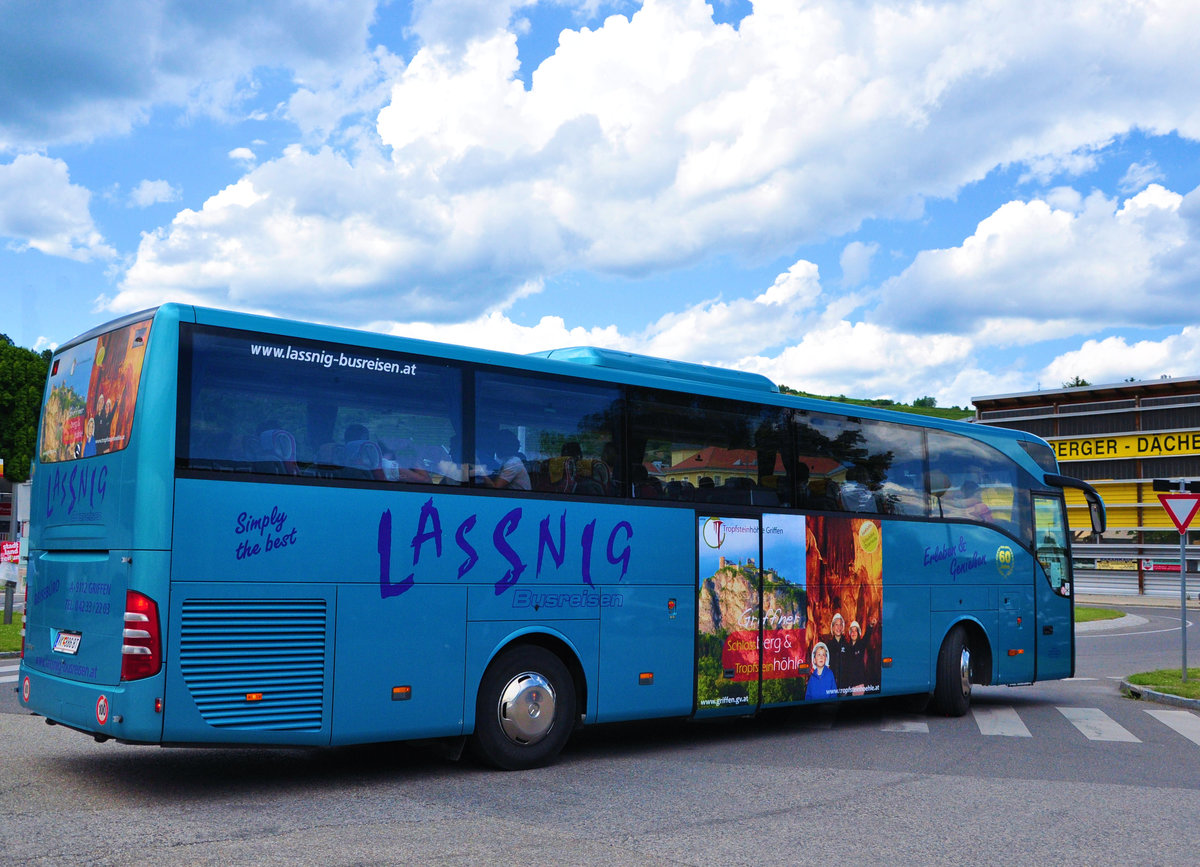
{"left": 53, "top": 631, "right": 81, "bottom": 655}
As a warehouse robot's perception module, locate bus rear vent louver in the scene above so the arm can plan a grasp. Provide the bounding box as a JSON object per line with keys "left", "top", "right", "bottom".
{"left": 178, "top": 599, "right": 327, "bottom": 731}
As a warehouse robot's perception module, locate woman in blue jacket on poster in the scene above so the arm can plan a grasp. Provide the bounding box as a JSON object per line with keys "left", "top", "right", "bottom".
{"left": 805, "top": 642, "right": 838, "bottom": 700}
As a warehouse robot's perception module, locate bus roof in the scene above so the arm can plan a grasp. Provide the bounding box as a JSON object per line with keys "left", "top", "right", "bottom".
{"left": 527, "top": 346, "right": 780, "bottom": 394}
{"left": 73, "top": 303, "right": 1045, "bottom": 469}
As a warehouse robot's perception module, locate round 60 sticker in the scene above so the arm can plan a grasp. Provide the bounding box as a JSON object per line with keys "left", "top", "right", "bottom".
{"left": 95, "top": 694, "right": 110, "bottom": 726}
{"left": 21, "top": 676, "right": 30, "bottom": 703}
{"left": 996, "top": 545, "right": 1014, "bottom": 577}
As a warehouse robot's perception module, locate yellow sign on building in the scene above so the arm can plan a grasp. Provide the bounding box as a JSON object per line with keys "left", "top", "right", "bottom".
{"left": 1051, "top": 431, "right": 1200, "bottom": 462}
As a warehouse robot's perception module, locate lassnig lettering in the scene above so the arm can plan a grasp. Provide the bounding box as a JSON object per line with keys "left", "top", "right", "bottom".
{"left": 377, "top": 498, "right": 634, "bottom": 599}
{"left": 45, "top": 464, "right": 108, "bottom": 519}
{"left": 248, "top": 342, "right": 418, "bottom": 375}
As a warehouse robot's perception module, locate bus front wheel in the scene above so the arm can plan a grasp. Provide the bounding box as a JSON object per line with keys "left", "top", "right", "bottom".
{"left": 933, "top": 625, "right": 972, "bottom": 716}
{"left": 469, "top": 645, "right": 576, "bottom": 770}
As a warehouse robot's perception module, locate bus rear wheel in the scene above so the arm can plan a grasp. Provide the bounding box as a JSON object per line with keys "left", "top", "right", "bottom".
{"left": 469, "top": 645, "right": 576, "bottom": 770}
{"left": 932, "top": 625, "right": 973, "bottom": 717}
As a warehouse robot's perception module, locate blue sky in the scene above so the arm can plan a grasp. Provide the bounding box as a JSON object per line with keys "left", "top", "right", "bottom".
{"left": 3, "top": 0, "right": 1200, "bottom": 409}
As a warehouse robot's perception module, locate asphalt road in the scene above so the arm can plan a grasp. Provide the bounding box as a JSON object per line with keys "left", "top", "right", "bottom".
{"left": 3, "top": 607, "right": 1200, "bottom": 866}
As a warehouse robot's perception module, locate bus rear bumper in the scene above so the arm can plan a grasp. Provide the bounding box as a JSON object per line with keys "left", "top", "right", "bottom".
{"left": 18, "top": 664, "right": 165, "bottom": 744}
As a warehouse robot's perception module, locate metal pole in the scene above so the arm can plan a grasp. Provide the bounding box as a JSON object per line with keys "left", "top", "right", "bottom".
{"left": 1182, "top": 528, "right": 1189, "bottom": 682}
{"left": 1181, "top": 479, "right": 1189, "bottom": 683}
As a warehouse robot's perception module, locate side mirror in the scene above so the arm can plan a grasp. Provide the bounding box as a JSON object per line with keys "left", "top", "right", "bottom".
{"left": 1044, "top": 473, "right": 1107, "bottom": 535}
{"left": 1086, "top": 490, "right": 1106, "bottom": 535}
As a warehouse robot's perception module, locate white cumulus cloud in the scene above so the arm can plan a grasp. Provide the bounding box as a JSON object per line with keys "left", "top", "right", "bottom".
{"left": 128, "top": 179, "right": 181, "bottom": 208}
{"left": 109, "top": 0, "right": 1200, "bottom": 328}
{"left": 875, "top": 184, "right": 1196, "bottom": 341}
{"left": 0, "top": 0, "right": 379, "bottom": 151}
{"left": 1040, "top": 328, "right": 1200, "bottom": 388}
{"left": 0, "top": 154, "right": 114, "bottom": 261}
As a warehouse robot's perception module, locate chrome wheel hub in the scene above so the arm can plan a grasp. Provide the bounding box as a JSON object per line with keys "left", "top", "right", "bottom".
{"left": 497, "top": 671, "right": 556, "bottom": 745}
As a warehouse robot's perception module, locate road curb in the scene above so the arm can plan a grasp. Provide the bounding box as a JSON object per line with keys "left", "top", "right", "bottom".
{"left": 1120, "top": 680, "right": 1200, "bottom": 710}
{"left": 1076, "top": 612, "right": 1146, "bottom": 633}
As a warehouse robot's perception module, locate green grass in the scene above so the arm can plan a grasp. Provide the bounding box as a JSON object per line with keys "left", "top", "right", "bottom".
{"left": 1127, "top": 669, "right": 1200, "bottom": 701}
{"left": 774, "top": 385, "right": 974, "bottom": 420}
{"left": 0, "top": 618, "right": 22, "bottom": 653}
{"left": 1075, "top": 606, "right": 1123, "bottom": 623}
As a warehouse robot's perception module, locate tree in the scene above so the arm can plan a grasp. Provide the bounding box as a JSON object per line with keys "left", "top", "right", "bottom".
{"left": 1061, "top": 376, "right": 1091, "bottom": 388}
{"left": 912, "top": 395, "right": 937, "bottom": 408}
{"left": 0, "top": 334, "right": 50, "bottom": 482}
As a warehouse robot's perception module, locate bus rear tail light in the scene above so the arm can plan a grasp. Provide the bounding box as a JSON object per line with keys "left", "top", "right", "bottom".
{"left": 121, "top": 591, "right": 162, "bottom": 680}
{"left": 20, "top": 585, "right": 27, "bottom": 657}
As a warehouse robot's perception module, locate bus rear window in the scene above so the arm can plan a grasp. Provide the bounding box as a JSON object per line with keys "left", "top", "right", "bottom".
{"left": 39, "top": 318, "right": 153, "bottom": 462}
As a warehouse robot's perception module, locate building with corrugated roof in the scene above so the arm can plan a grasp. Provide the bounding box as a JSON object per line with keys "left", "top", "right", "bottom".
{"left": 973, "top": 375, "right": 1200, "bottom": 597}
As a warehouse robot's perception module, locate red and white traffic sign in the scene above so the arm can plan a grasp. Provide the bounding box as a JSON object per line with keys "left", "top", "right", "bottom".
{"left": 1157, "top": 493, "right": 1200, "bottom": 534}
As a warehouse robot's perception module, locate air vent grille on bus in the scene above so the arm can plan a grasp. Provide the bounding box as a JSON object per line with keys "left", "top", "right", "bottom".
{"left": 178, "top": 599, "right": 327, "bottom": 732}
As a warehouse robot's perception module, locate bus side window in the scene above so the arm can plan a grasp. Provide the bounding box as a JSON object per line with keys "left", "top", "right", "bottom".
{"left": 795, "top": 414, "right": 926, "bottom": 516}
{"left": 474, "top": 372, "right": 623, "bottom": 497}
{"left": 628, "top": 391, "right": 786, "bottom": 507}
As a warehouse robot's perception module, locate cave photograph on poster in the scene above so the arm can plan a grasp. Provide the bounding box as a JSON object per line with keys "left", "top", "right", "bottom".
{"left": 804, "top": 515, "right": 883, "bottom": 700}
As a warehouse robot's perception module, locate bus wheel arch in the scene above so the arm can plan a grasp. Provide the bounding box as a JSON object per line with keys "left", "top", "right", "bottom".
{"left": 932, "top": 620, "right": 992, "bottom": 717}
{"left": 468, "top": 636, "right": 584, "bottom": 770}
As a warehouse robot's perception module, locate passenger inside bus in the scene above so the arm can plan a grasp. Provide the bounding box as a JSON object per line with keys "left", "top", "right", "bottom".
{"left": 479, "top": 429, "right": 531, "bottom": 490}
{"left": 380, "top": 438, "right": 432, "bottom": 484}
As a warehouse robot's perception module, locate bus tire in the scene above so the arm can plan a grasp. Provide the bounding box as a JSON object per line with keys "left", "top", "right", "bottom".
{"left": 469, "top": 645, "right": 576, "bottom": 771}
{"left": 932, "top": 625, "right": 972, "bottom": 717}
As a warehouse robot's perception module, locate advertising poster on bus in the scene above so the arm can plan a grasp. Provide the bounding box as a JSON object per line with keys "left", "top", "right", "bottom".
{"left": 804, "top": 515, "right": 883, "bottom": 699}
{"left": 759, "top": 513, "right": 809, "bottom": 707}
{"left": 696, "top": 514, "right": 810, "bottom": 715}
{"left": 39, "top": 318, "right": 152, "bottom": 463}
{"left": 696, "top": 515, "right": 761, "bottom": 714}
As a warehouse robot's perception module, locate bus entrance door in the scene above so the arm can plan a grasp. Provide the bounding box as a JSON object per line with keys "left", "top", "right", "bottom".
{"left": 695, "top": 515, "right": 762, "bottom": 718}
{"left": 1033, "top": 494, "right": 1074, "bottom": 681}
{"left": 693, "top": 513, "right": 811, "bottom": 718}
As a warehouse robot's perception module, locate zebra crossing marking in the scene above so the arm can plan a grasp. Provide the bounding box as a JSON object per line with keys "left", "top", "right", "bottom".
{"left": 1145, "top": 709, "right": 1200, "bottom": 748}
{"left": 879, "top": 703, "right": 1200, "bottom": 747}
{"left": 0, "top": 662, "right": 18, "bottom": 685}
{"left": 880, "top": 714, "right": 930, "bottom": 733}
{"left": 1058, "top": 706, "right": 1141, "bottom": 742}
{"left": 972, "top": 705, "right": 1032, "bottom": 737}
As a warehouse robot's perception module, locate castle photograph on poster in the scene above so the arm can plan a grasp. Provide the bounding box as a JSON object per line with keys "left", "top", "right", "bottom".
{"left": 695, "top": 513, "right": 882, "bottom": 712}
